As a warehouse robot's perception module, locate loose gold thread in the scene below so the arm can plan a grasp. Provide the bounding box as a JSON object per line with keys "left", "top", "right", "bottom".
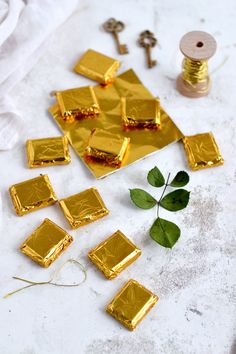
{"left": 182, "top": 57, "right": 209, "bottom": 85}
{"left": 4, "top": 259, "right": 87, "bottom": 299}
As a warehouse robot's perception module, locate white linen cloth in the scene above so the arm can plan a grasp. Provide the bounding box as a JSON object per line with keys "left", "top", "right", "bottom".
{"left": 0, "top": 0, "right": 78, "bottom": 150}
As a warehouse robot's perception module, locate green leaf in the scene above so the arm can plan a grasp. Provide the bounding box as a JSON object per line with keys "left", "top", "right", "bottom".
{"left": 170, "top": 171, "right": 189, "bottom": 187}
{"left": 147, "top": 167, "right": 165, "bottom": 187}
{"left": 129, "top": 189, "right": 157, "bottom": 209}
{"left": 160, "top": 189, "right": 190, "bottom": 211}
{"left": 150, "top": 217, "right": 181, "bottom": 248}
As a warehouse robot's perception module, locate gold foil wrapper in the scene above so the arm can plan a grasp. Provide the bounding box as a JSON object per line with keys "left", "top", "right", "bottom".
{"left": 74, "top": 49, "right": 120, "bottom": 85}
{"left": 182, "top": 132, "right": 224, "bottom": 170}
{"left": 59, "top": 187, "right": 109, "bottom": 229}
{"left": 56, "top": 86, "right": 100, "bottom": 121}
{"left": 9, "top": 175, "right": 57, "bottom": 216}
{"left": 88, "top": 230, "right": 141, "bottom": 279}
{"left": 49, "top": 69, "right": 183, "bottom": 179}
{"left": 121, "top": 97, "right": 161, "bottom": 129}
{"left": 106, "top": 279, "right": 158, "bottom": 331}
{"left": 20, "top": 218, "right": 73, "bottom": 267}
{"left": 26, "top": 136, "right": 71, "bottom": 168}
{"left": 85, "top": 128, "right": 130, "bottom": 166}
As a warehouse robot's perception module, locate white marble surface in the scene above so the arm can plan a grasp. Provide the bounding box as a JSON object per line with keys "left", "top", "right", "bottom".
{"left": 0, "top": 0, "right": 236, "bottom": 353}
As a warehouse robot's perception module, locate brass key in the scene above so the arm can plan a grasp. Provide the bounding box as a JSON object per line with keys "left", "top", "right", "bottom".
{"left": 138, "top": 30, "right": 157, "bottom": 68}
{"left": 103, "top": 18, "right": 129, "bottom": 55}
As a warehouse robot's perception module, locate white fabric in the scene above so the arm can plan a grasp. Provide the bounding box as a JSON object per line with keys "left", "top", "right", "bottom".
{"left": 0, "top": 0, "right": 78, "bottom": 150}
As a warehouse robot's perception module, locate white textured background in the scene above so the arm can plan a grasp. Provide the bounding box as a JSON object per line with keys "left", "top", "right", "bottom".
{"left": 0, "top": 0, "right": 235, "bottom": 353}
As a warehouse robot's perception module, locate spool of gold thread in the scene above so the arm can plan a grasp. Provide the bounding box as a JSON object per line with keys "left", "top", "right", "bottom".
{"left": 176, "top": 31, "right": 217, "bottom": 98}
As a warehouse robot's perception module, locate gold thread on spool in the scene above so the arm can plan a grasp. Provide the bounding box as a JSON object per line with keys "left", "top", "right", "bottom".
{"left": 182, "top": 58, "right": 209, "bottom": 84}
{"left": 176, "top": 31, "right": 217, "bottom": 98}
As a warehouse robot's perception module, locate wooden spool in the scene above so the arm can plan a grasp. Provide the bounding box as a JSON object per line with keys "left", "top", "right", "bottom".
{"left": 176, "top": 31, "right": 217, "bottom": 98}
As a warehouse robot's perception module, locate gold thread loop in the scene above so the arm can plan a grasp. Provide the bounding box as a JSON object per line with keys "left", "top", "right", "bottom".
{"left": 4, "top": 259, "right": 87, "bottom": 299}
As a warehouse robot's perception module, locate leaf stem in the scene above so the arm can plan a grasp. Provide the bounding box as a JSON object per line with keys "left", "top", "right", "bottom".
{"left": 157, "top": 172, "right": 171, "bottom": 217}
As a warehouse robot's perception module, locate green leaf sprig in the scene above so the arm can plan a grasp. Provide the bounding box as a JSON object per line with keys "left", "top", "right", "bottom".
{"left": 130, "top": 167, "right": 190, "bottom": 248}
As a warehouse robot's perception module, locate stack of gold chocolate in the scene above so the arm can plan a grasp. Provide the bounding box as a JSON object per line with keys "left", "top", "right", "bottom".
{"left": 49, "top": 48, "right": 184, "bottom": 178}
{"left": 87, "top": 230, "right": 158, "bottom": 330}
{"left": 49, "top": 48, "right": 224, "bottom": 176}
{"left": 7, "top": 45, "right": 225, "bottom": 334}
{"left": 9, "top": 173, "right": 109, "bottom": 267}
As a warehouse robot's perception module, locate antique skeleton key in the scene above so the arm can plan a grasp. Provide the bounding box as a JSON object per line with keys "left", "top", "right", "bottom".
{"left": 138, "top": 30, "right": 157, "bottom": 68}
{"left": 103, "top": 18, "right": 129, "bottom": 55}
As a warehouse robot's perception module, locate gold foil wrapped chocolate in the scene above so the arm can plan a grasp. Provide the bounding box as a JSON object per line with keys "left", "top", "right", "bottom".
{"left": 85, "top": 128, "right": 130, "bottom": 166}
{"left": 88, "top": 230, "right": 141, "bottom": 279}
{"left": 9, "top": 175, "right": 57, "bottom": 216}
{"left": 59, "top": 187, "right": 109, "bottom": 229}
{"left": 182, "top": 132, "right": 224, "bottom": 170}
{"left": 121, "top": 97, "right": 161, "bottom": 129}
{"left": 49, "top": 69, "right": 183, "bottom": 178}
{"left": 20, "top": 218, "right": 73, "bottom": 267}
{"left": 106, "top": 279, "right": 158, "bottom": 331}
{"left": 26, "top": 136, "right": 71, "bottom": 168}
{"left": 56, "top": 86, "right": 100, "bottom": 121}
{"left": 74, "top": 49, "right": 120, "bottom": 85}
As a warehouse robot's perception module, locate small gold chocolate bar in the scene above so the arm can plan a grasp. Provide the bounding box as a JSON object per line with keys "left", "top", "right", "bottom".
{"left": 20, "top": 218, "right": 73, "bottom": 267}
{"left": 121, "top": 97, "right": 161, "bottom": 129}
{"left": 26, "top": 136, "right": 71, "bottom": 168}
{"left": 106, "top": 279, "right": 158, "bottom": 331}
{"left": 9, "top": 175, "right": 57, "bottom": 216}
{"left": 56, "top": 86, "right": 100, "bottom": 120}
{"left": 182, "top": 132, "right": 224, "bottom": 171}
{"left": 59, "top": 187, "right": 109, "bottom": 229}
{"left": 85, "top": 128, "right": 130, "bottom": 166}
{"left": 74, "top": 49, "right": 120, "bottom": 85}
{"left": 88, "top": 230, "right": 141, "bottom": 279}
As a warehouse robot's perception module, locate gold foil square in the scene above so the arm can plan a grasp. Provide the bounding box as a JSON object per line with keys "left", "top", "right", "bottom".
{"left": 74, "top": 49, "right": 120, "bottom": 85}
{"left": 49, "top": 69, "right": 183, "bottom": 178}
{"left": 59, "top": 187, "right": 109, "bottom": 229}
{"left": 88, "top": 230, "right": 141, "bottom": 279}
{"left": 85, "top": 128, "right": 130, "bottom": 166}
{"left": 26, "top": 136, "right": 71, "bottom": 168}
{"left": 9, "top": 175, "right": 57, "bottom": 216}
{"left": 56, "top": 86, "right": 100, "bottom": 121}
{"left": 106, "top": 279, "right": 158, "bottom": 331}
{"left": 121, "top": 97, "right": 161, "bottom": 129}
{"left": 182, "top": 132, "right": 224, "bottom": 171}
{"left": 20, "top": 218, "right": 73, "bottom": 267}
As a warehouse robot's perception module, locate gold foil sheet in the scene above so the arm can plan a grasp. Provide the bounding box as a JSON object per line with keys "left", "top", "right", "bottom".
{"left": 74, "top": 49, "right": 121, "bottom": 85}
{"left": 106, "top": 279, "right": 158, "bottom": 331}
{"left": 182, "top": 132, "right": 224, "bottom": 170}
{"left": 56, "top": 86, "right": 100, "bottom": 121}
{"left": 59, "top": 187, "right": 109, "bottom": 229}
{"left": 20, "top": 218, "right": 73, "bottom": 267}
{"left": 121, "top": 97, "right": 161, "bottom": 129}
{"left": 9, "top": 175, "right": 57, "bottom": 216}
{"left": 49, "top": 69, "right": 183, "bottom": 179}
{"left": 26, "top": 136, "right": 71, "bottom": 168}
{"left": 85, "top": 128, "right": 130, "bottom": 166}
{"left": 88, "top": 230, "right": 141, "bottom": 279}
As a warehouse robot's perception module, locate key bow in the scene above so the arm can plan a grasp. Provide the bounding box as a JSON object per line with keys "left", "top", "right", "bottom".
{"left": 138, "top": 30, "right": 157, "bottom": 48}
{"left": 103, "top": 18, "right": 125, "bottom": 33}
